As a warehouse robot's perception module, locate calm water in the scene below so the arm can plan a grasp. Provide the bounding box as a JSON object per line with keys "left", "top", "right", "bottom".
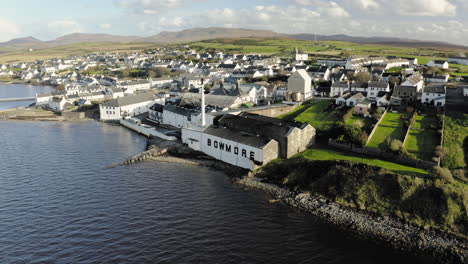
{"left": 0, "top": 83, "right": 55, "bottom": 110}
{"left": 0, "top": 122, "right": 434, "bottom": 264}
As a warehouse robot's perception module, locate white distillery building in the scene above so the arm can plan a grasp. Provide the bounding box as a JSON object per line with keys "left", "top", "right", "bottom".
{"left": 99, "top": 92, "right": 166, "bottom": 121}
{"left": 287, "top": 69, "right": 312, "bottom": 101}
{"left": 182, "top": 112, "right": 316, "bottom": 170}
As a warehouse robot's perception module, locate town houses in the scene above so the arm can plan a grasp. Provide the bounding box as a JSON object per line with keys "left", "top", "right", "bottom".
{"left": 2, "top": 45, "right": 464, "bottom": 170}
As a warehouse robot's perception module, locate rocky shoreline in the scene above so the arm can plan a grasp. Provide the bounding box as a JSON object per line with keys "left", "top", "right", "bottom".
{"left": 117, "top": 136, "right": 467, "bottom": 264}
{"left": 236, "top": 175, "right": 467, "bottom": 264}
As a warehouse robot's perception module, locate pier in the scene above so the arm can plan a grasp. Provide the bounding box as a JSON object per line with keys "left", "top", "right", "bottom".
{"left": 0, "top": 97, "right": 35, "bottom": 102}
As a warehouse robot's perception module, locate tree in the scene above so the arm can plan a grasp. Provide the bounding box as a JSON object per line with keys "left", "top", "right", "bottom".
{"left": 355, "top": 72, "right": 371, "bottom": 83}
{"left": 432, "top": 167, "right": 455, "bottom": 184}
{"left": 388, "top": 76, "right": 400, "bottom": 87}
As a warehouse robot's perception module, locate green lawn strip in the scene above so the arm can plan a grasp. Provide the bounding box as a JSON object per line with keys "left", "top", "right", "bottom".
{"left": 405, "top": 130, "right": 439, "bottom": 161}
{"left": 404, "top": 115, "right": 440, "bottom": 161}
{"left": 293, "top": 100, "right": 342, "bottom": 130}
{"left": 367, "top": 113, "right": 406, "bottom": 149}
{"left": 299, "top": 146, "right": 429, "bottom": 176}
{"left": 442, "top": 112, "right": 468, "bottom": 169}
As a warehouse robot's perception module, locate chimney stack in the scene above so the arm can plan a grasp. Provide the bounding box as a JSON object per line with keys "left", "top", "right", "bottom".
{"left": 201, "top": 81, "right": 206, "bottom": 127}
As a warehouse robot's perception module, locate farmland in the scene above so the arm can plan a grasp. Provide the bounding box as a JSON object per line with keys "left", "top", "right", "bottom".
{"left": 0, "top": 42, "right": 159, "bottom": 64}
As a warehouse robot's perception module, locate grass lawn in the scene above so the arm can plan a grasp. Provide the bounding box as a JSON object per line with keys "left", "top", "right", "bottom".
{"left": 291, "top": 100, "right": 342, "bottom": 131}
{"left": 300, "top": 146, "right": 429, "bottom": 176}
{"left": 442, "top": 112, "right": 468, "bottom": 169}
{"left": 405, "top": 114, "right": 440, "bottom": 161}
{"left": 367, "top": 112, "right": 407, "bottom": 149}
{"left": 346, "top": 115, "right": 367, "bottom": 128}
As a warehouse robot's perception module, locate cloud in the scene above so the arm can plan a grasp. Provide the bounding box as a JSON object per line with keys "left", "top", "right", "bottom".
{"left": 99, "top": 23, "right": 112, "bottom": 30}
{"left": 47, "top": 20, "right": 82, "bottom": 36}
{"left": 354, "top": 0, "right": 379, "bottom": 10}
{"left": 351, "top": 0, "right": 456, "bottom": 16}
{"left": 394, "top": 0, "right": 456, "bottom": 16}
{"left": 295, "top": 0, "right": 349, "bottom": 18}
{"left": 0, "top": 17, "right": 21, "bottom": 42}
{"left": 115, "top": 0, "right": 183, "bottom": 14}
{"left": 159, "top": 16, "right": 185, "bottom": 27}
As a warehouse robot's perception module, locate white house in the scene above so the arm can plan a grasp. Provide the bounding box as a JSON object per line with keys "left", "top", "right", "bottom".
{"left": 346, "top": 92, "right": 365, "bottom": 106}
{"left": 336, "top": 93, "right": 352, "bottom": 105}
{"left": 421, "top": 85, "right": 446, "bottom": 107}
{"left": 49, "top": 97, "right": 72, "bottom": 111}
{"left": 99, "top": 92, "right": 165, "bottom": 121}
{"left": 427, "top": 60, "right": 449, "bottom": 69}
{"left": 402, "top": 73, "right": 424, "bottom": 92}
{"left": 119, "top": 80, "right": 151, "bottom": 94}
{"left": 294, "top": 48, "right": 308, "bottom": 61}
{"left": 330, "top": 82, "right": 349, "bottom": 97}
{"left": 424, "top": 74, "right": 449, "bottom": 83}
{"left": 35, "top": 93, "right": 51, "bottom": 106}
{"left": 150, "top": 77, "right": 173, "bottom": 88}
{"left": 287, "top": 69, "right": 312, "bottom": 101}
{"left": 367, "top": 81, "right": 390, "bottom": 99}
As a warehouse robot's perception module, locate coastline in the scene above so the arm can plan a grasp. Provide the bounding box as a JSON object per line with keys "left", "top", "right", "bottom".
{"left": 117, "top": 137, "right": 467, "bottom": 264}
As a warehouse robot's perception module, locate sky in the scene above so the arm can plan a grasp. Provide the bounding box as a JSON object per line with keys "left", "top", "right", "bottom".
{"left": 0, "top": 0, "right": 468, "bottom": 45}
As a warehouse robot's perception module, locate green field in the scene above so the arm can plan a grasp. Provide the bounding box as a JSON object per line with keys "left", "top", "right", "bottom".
{"left": 346, "top": 115, "right": 367, "bottom": 128}
{"left": 0, "top": 42, "right": 159, "bottom": 64}
{"left": 1, "top": 37, "right": 466, "bottom": 65}
{"left": 442, "top": 112, "right": 468, "bottom": 169}
{"left": 285, "top": 100, "right": 342, "bottom": 131}
{"left": 404, "top": 115, "right": 440, "bottom": 161}
{"left": 367, "top": 112, "right": 407, "bottom": 149}
{"left": 300, "top": 146, "right": 429, "bottom": 176}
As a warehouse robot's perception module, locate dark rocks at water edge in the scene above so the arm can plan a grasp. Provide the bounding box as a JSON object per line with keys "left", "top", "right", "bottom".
{"left": 237, "top": 175, "right": 467, "bottom": 264}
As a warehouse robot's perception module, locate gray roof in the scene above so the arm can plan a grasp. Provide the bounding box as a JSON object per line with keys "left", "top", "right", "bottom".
{"left": 102, "top": 92, "right": 159, "bottom": 107}
{"left": 423, "top": 85, "right": 446, "bottom": 94}
{"left": 331, "top": 82, "right": 349, "bottom": 88}
{"left": 368, "top": 81, "right": 389, "bottom": 88}
{"left": 394, "top": 85, "right": 417, "bottom": 93}
{"left": 203, "top": 126, "right": 274, "bottom": 148}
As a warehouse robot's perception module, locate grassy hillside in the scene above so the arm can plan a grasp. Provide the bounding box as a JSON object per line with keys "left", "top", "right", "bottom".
{"left": 255, "top": 158, "right": 467, "bottom": 238}
{"left": 2, "top": 37, "right": 466, "bottom": 64}
{"left": 187, "top": 38, "right": 467, "bottom": 58}
{"left": 0, "top": 42, "right": 159, "bottom": 64}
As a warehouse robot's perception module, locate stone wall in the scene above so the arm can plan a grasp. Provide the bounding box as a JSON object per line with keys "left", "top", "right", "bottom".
{"left": 246, "top": 104, "right": 298, "bottom": 118}
{"left": 61, "top": 111, "right": 85, "bottom": 120}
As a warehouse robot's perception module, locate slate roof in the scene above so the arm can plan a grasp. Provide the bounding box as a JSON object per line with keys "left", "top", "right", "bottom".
{"left": 203, "top": 126, "right": 274, "bottom": 148}
{"left": 423, "top": 85, "right": 446, "bottom": 94}
{"left": 368, "top": 81, "right": 389, "bottom": 88}
{"left": 331, "top": 82, "right": 349, "bottom": 88}
{"left": 102, "top": 92, "right": 159, "bottom": 107}
{"left": 149, "top": 103, "right": 164, "bottom": 112}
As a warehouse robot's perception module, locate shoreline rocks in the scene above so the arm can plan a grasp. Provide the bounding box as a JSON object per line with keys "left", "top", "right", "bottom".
{"left": 236, "top": 175, "right": 467, "bottom": 264}
{"left": 118, "top": 136, "right": 466, "bottom": 263}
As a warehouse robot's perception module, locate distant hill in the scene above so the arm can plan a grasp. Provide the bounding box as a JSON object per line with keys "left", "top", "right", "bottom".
{"left": 50, "top": 33, "right": 140, "bottom": 45}
{"left": 1, "top": 27, "right": 466, "bottom": 49}
{"left": 0, "top": 36, "right": 43, "bottom": 46}
{"left": 291, "top": 33, "right": 467, "bottom": 49}
{"left": 138, "top": 27, "right": 285, "bottom": 43}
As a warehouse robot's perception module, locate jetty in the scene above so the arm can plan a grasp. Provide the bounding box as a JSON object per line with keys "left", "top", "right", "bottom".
{"left": 0, "top": 97, "right": 35, "bottom": 102}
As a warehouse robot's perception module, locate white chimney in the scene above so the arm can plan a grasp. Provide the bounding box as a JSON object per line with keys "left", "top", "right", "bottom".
{"left": 201, "top": 78, "right": 206, "bottom": 127}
